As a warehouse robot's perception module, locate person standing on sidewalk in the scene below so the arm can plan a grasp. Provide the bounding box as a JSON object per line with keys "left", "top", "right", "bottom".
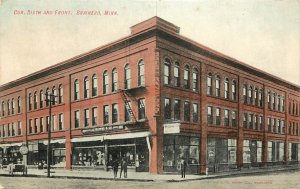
{"left": 180, "top": 158, "right": 187, "bottom": 178}
{"left": 112, "top": 159, "right": 119, "bottom": 179}
{"left": 121, "top": 157, "right": 128, "bottom": 178}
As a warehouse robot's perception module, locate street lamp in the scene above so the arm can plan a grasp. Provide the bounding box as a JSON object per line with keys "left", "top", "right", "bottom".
{"left": 45, "top": 93, "right": 57, "bottom": 178}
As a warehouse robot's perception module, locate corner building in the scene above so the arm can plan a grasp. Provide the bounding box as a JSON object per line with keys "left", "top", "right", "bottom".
{"left": 0, "top": 17, "right": 299, "bottom": 175}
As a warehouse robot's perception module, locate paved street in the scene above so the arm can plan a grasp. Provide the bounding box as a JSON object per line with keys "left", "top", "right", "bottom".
{"left": 0, "top": 170, "right": 299, "bottom": 189}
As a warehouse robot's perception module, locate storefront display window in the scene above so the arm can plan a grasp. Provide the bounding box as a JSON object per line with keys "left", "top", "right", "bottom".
{"left": 207, "top": 138, "right": 236, "bottom": 165}
{"left": 0, "top": 146, "right": 23, "bottom": 165}
{"left": 243, "top": 140, "right": 262, "bottom": 164}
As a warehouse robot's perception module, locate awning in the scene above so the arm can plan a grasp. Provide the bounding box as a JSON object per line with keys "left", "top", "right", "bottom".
{"left": 71, "top": 135, "right": 104, "bottom": 143}
{"left": 0, "top": 142, "right": 23, "bottom": 147}
{"left": 43, "top": 138, "right": 66, "bottom": 145}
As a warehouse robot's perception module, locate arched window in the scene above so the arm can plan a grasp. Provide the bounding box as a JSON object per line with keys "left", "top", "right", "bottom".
{"left": 224, "top": 78, "right": 229, "bottom": 99}
{"left": 112, "top": 68, "right": 118, "bottom": 92}
{"left": 74, "top": 80, "right": 79, "bottom": 101}
{"left": 52, "top": 87, "right": 56, "bottom": 105}
{"left": 207, "top": 73, "right": 212, "bottom": 95}
{"left": 272, "top": 93, "right": 276, "bottom": 110}
{"left": 58, "top": 84, "right": 63, "bottom": 104}
{"left": 1, "top": 101, "right": 4, "bottom": 116}
{"left": 164, "top": 59, "right": 171, "bottom": 85}
{"left": 84, "top": 76, "right": 89, "bottom": 99}
{"left": 138, "top": 60, "right": 145, "bottom": 86}
{"left": 259, "top": 89, "right": 263, "bottom": 107}
{"left": 92, "top": 75, "right": 98, "bottom": 97}
{"left": 278, "top": 95, "right": 281, "bottom": 111}
{"left": 254, "top": 88, "right": 258, "bottom": 106}
{"left": 34, "top": 91, "right": 38, "bottom": 109}
{"left": 174, "top": 62, "right": 180, "bottom": 87}
{"left": 46, "top": 88, "right": 50, "bottom": 106}
{"left": 215, "top": 76, "right": 220, "bottom": 97}
{"left": 281, "top": 96, "right": 285, "bottom": 112}
{"left": 103, "top": 70, "right": 109, "bottom": 94}
{"left": 248, "top": 86, "right": 252, "bottom": 104}
{"left": 183, "top": 65, "right": 190, "bottom": 89}
{"left": 17, "top": 96, "right": 21, "bottom": 113}
{"left": 243, "top": 85, "right": 247, "bottom": 103}
{"left": 28, "top": 93, "right": 32, "bottom": 111}
{"left": 7, "top": 100, "right": 10, "bottom": 115}
{"left": 267, "top": 91, "right": 271, "bottom": 109}
{"left": 192, "top": 68, "right": 198, "bottom": 92}
{"left": 40, "top": 90, "right": 44, "bottom": 108}
{"left": 11, "top": 98, "right": 15, "bottom": 114}
{"left": 232, "top": 80, "right": 236, "bottom": 100}
{"left": 124, "top": 64, "right": 131, "bottom": 89}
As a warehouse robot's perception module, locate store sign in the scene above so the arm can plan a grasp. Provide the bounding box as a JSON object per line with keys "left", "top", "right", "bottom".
{"left": 19, "top": 145, "right": 29, "bottom": 155}
{"left": 163, "top": 123, "right": 180, "bottom": 134}
{"left": 82, "top": 125, "right": 124, "bottom": 134}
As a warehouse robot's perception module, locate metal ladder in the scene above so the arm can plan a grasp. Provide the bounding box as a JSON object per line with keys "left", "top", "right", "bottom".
{"left": 120, "top": 90, "right": 137, "bottom": 123}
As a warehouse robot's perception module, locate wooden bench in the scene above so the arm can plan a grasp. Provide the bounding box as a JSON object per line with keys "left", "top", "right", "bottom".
{"left": 7, "top": 164, "right": 27, "bottom": 176}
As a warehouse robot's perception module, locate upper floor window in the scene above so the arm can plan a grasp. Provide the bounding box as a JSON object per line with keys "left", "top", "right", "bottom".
{"left": 192, "top": 68, "right": 198, "bottom": 92}
{"left": 281, "top": 97, "right": 285, "bottom": 112}
{"left": 84, "top": 109, "right": 89, "bottom": 127}
{"left": 112, "top": 68, "right": 118, "bottom": 92}
{"left": 92, "top": 75, "right": 98, "bottom": 97}
{"left": 17, "top": 97, "right": 21, "bottom": 113}
{"left": 84, "top": 76, "right": 89, "bottom": 99}
{"left": 18, "top": 121, "right": 22, "bottom": 135}
{"left": 248, "top": 114, "right": 253, "bottom": 129}
{"left": 74, "top": 110, "right": 80, "bottom": 128}
{"left": 52, "top": 87, "right": 56, "bottom": 105}
{"left": 184, "top": 101, "right": 190, "bottom": 122}
{"left": 243, "top": 113, "right": 247, "bottom": 128}
{"left": 232, "top": 80, "right": 236, "bottom": 100}
{"left": 59, "top": 113, "right": 64, "bottom": 130}
{"left": 124, "top": 64, "right": 131, "bottom": 89}
{"left": 215, "top": 76, "right": 220, "bottom": 97}
{"left": 243, "top": 85, "right": 247, "bottom": 103}
{"left": 232, "top": 111, "right": 236, "bottom": 127}
{"left": 103, "top": 105, "right": 109, "bottom": 124}
{"left": 138, "top": 98, "right": 146, "bottom": 120}
{"left": 183, "top": 65, "right": 190, "bottom": 89}
{"left": 40, "top": 90, "right": 44, "bottom": 108}
{"left": 258, "top": 89, "right": 263, "bottom": 107}
{"left": 267, "top": 91, "right": 271, "bottom": 109}
{"left": 259, "top": 116, "right": 263, "bottom": 131}
{"left": 40, "top": 117, "right": 44, "bottom": 133}
{"left": 224, "top": 78, "right": 229, "bottom": 99}
{"left": 92, "top": 107, "right": 98, "bottom": 126}
{"left": 103, "top": 71, "right": 109, "bottom": 94}
{"left": 7, "top": 100, "right": 10, "bottom": 115}
{"left": 254, "top": 88, "right": 258, "bottom": 106}
{"left": 138, "top": 60, "right": 145, "bottom": 86}
{"left": 216, "top": 108, "right": 221, "bottom": 125}
{"left": 46, "top": 88, "right": 50, "bottom": 106}
{"left": 207, "top": 106, "right": 213, "bottom": 124}
{"left": 34, "top": 92, "right": 38, "bottom": 109}
{"left": 28, "top": 93, "right": 32, "bottom": 111}
{"left": 112, "top": 104, "right": 118, "bottom": 123}
{"left": 124, "top": 101, "right": 132, "bottom": 122}
{"left": 11, "top": 99, "right": 15, "bottom": 114}
{"left": 267, "top": 117, "right": 271, "bottom": 132}
{"left": 272, "top": 93, "right": 276, "bottom": 110}
{"left": 174, "top": 62, "right": 180, "bottom": 87}
{"left": 224, "top": 109, "right": 229, "bottom": 126}
{"left": 164, "top": 59, "right": 171, "bottom": 85}
{"left": 207, "top": 73, "right": 212, "bottom": 95}
{"left": 174, "top": 99, "right": 180, "bottom": 121}
{"left": 58, "top": 84, "right": 63, "bottom": 104}
{"left": 248, "top": 86, "right": 252, "bottom": 105}
{"left": 164, "top": 98, "right": 171, "bottom": 120}
{"left": 192, "top": 103, "right": 198, "bottom": 123}
{"left": 277, "top": 95, "right": 281, "bottom": 111}
{"left": 1, "top": 101, "right": 4, "bottom": 116}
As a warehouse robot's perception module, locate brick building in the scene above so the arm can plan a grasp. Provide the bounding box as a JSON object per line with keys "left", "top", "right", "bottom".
{"left": 0, "top": 17, "right": 299, "bottom": 175}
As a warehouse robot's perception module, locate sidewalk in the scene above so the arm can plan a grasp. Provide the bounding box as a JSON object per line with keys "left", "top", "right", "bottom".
{"left": 0, "top": 165, "right": 299, "bottom": 182}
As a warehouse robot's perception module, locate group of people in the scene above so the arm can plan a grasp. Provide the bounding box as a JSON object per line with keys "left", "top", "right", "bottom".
{"left": 112, "top": 157, "right": 128, "bottom": 179}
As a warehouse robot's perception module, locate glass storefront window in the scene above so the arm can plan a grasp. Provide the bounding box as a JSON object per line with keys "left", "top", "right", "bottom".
{"left": 72, "top": 147, "right": 104, "bottom": 166}
{"left": 207, "top": 138, "right": 236, "bottom": 165}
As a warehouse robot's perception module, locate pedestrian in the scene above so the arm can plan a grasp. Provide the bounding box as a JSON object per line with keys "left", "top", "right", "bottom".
{"left": 120, "top": 157, "right": 128, "bottom": 178}
{"left": 112, "top": 159, "right": 119, "bottom": 179}
{"left": 180, "top": 158, "right": 187, "bottom": 178}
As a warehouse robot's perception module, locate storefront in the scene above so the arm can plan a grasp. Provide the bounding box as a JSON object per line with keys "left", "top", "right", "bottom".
{"left": 267, "top": 141, "right": 285, "bottom": 165}
{"left": 0, "top": 142, "right": 23, "bottom": 166}
{"left": 163, "top": 134, "right": 200, "bottom": 174}
{"left": 207, "top": 138, "right": 237, "bottom": 172}
{"left": 288, "top": 143, "right": 300, "bottom": 164}
{"left": 243, "top": 140, "right": 262, "bottom": 167}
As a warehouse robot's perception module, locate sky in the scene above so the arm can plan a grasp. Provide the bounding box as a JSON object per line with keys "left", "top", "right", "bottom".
{"left": 0, "top": 0, "right": 299, "bottom": 86}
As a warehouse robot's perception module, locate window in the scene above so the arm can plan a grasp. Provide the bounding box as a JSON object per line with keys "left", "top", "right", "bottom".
{"left": 277, "top": 95, "right": 281, "bottom": 111}
{"left": 103, "top": 105, "right": 109, "bottom": 124}
{"left": 1, "top": 101, "right": 4, "bottom": 116}
{"left": 46, "top": 116, "right": 50, "bottom": 132}
{"left": 7, "top": 100, "right": 10, "bottom": 115}
{"left": 207, "top": 106, "right": 213, "bottom": 124}
{"left": 243, "top": 85, "right": 247, "bottom": 103}
{"left": 59, "top": 114, "right": 63, "bottom": 130}
{"left": 254, "top": 115, "right": 258, "bottom": 130}
{"left": 11, "top": 99, "right": 15, "bottom": 114}
{"left": 18, "top": 121, "right": 22, "bottom": 135}
{"left": 248, "top": 114, "right": 253, "bottom": 129}
{"left": 164, "top": 98, "right": 171, "bottom": 120}
{"left": 232, "top": 111, "right": 236, "bottom": 127}
{"left": 84, "top": 109, "right": 89, "bottom": 127}
{"left": 267, "top": 92, "right": 271, "bottom": 109}
{"left": 92, "top": 75, "right": 98, "bottom": 96}
{"left": 3, "top": 125, "right": 6, "bottom": 137}
{"left": 272, "top": 118, "right": 276, "bottom": 133}
{"left": 138, "top": 60, "right": 145, "bottom": 86}
{"left": 84, "top": 77, "right": 89, "bottom": 99}
{"left": 34, "top": 92, "right": 38, "bottom": 109}
{"left": 52, "top": 115, "right": 56, "bottom": 131}
{"left": 74, "top": 80, "right": 79, "bottom": 100}
{"left": 192, "top": 68, "right": 198, "bottom": 92}
{"left": 164, "top": 59, "right": 171, "bottom": 85}
{"left": 174, "top": 62, "right": 180, "bottom": 87}
{"left": 254, "top": 88, "right": 258, "bottom": 106}
{"left": 184, "top": 101, "right": 190, "bottom": 122}
{"left": 224, "top": 110, "right": 229, "bottom": 126}
{"left": 103, "top": 71, "right": 109, "bottom": 94}
{"left": 259, "top": 116, "right": 263, "bottom": 131}
{"left": 232, "top": 80, "right": 236, "bottom": 100}
{"left": 267, "top": 117, "right": 271, "bottom": 132}
{"left": 92, "top": 107, "right": 98, "bottom": 126}
{"left": 207, "top": 73, "right": 212, "bottom": 95}
{"left": 112, "top": 68, "right": 118, "bottom": 92}
{"left": 124, "top": 64, "right": 131, "bottom": 89}
{"left": 17, "top": 97, "right": 21, "bottom": 113}
{"left": 138, "top": 98, "right": 146, "bottom": 120}
{"left": 40, "top": 118, "right": 44, "bottom": 133}
{"left": 40, "top": 90, "right": 43, "bottom": 108}
{"left": 12, "top": 123, "right": 15, "bottom": 136}
{"left": 224, "top": 78, "right": 229, "bottom": 99}
{"left": 281, "top": 120, "right": 285, "bottom": 134}
{"left": 124, "top": 101, "right": 132, "bottom": 122}
{"left": 174, "top": 99, "right": 180, "bottom": 121}
{"left": 52, "top": 87, "right": 56, "bottom": 105}
{"left": 183, "top": 65, "right": 190, "bottom": 89}
{"left": 281, "top": 97, "right": 284, "bottom": 112}
{"left": 243, "top": 113, "right": 247, "bottom": 128}
{"left": 58, "top": 85, "right": 63, "bottom": 104}
{"left": 7, "top": 123, "right": 10, "bottom": 136}
{"left": 277, "top": 119, "right": 281, "bottom": 133}
{"left": 248, "top": 86, "right": 252, "bottom": 105}
{"left": 74, "top": 111, "right": 80, "bottom": 128}
{"left": 272, "top": 93, "right": 276, "bottom": 110}
{"left": 28, "top": 93, "right": 32, "bottom": 111}
{"left": 216, "top": 108, "right": 221, "bottom": 125}
{"left": 215, "top": 76, "right": 220, "bottom": 97}
{"left": 112, "top": 104, "right": 118, "bottom": 123}
{"left": 258, "top": 89, "right": 263, "bottom": 107}
{"left": 192, "top": 103, "right": 198, "bottom": 123}
{"left": 46, "top": 88, "right": 50, "bottom": 106}
{"left": 34, "top": 118, "right": 38, "bottom": 133}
